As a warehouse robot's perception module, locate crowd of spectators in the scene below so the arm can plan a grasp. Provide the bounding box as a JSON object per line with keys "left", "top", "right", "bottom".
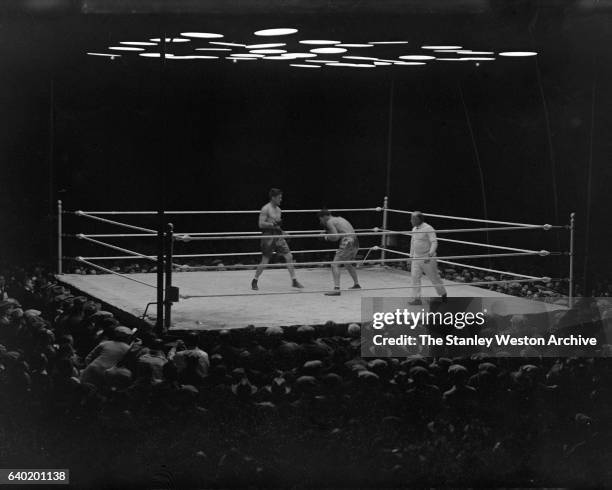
{"left": 1, "top": 264, "right": 611, "bottom": 487}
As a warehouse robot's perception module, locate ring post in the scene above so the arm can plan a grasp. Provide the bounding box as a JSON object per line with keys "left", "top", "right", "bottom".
{"left": 156, "top": 212, "right": 165, "bottom": 334}
{"left": 164, "top": 223, "right": 174, "bottom": 331}
{"left": 57, "top": 200, "right": 63, "bottom": 274}
{"left": 569, "top": 212, "right": 575, "bottom": 308}
{"left": 381, "top": 196, "right": 389, "bottom": 263}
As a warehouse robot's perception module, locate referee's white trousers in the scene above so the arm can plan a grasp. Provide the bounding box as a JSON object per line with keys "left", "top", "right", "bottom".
{"left": 411, "top": 256, "right": 447, "bottom": 298}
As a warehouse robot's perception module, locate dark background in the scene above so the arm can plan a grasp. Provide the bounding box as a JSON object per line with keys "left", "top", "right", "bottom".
{"left": 1, "top": 1, "right": 610, "bottom": 288}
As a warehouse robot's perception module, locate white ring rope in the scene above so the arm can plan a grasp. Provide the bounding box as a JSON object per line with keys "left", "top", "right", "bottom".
{"left": 180, "top": 277, "right": 548, "bottom": 299}
{"left": 77, "top": 228, "right": 374, "bottom": 239}
{"left": 77, "top": 235, "right": 158, "bottom": 262}
{"left": 80, "top": 248, "right": 371, "bottom": 261}
{"left": 386, "top": 208, "right": 550, "bottom": 228}
{"left": 378, "top": 247, "right": 550, "bottom": 260}
{"left": 75, "top": 211, "right": 156, "bottom": 234}
{"left": 436, "top": 259, "right": 545, "bottom": 281}
{"left": 76, "top": 207, "right": 381, "bottom": 216}
{"left": 75, "top": 258, "right": 159, "bottom": 290}
{"left": 174, "top": 225, "right": 546, "bottom": 242}
{"left": 432, "top": 236, "right": 539, "bottom": 254}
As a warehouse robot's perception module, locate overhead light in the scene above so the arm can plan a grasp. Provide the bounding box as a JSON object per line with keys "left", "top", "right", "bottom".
{"left": 150, "top": 38, "right": 190, "bottom": 43}
{"left": 399, "top": 55, "right": 435, "bottom": 60}
{"left": 254, "top": 28, "right": 298, "bottom": 36}
{"left": 435, "top": 58, "right": 463, "bottom": 61}
{"left": 343, "top": 56, "right": 379, "bottom": 61}
{"left": 120, "top": 41, "right": 157, "bottom": 46}
{"left": 210, "top": 42, "right": 245, "bottom": 47}
{"left": 230, "top": 53, "right": 264, "bottom": 58}
{"left": 305, "top": 59, "right": 337, "bottom": 63}
{"left": 456, "top": 50, "right": 494, "bottom": 55}
{"left": 281, "top": 53, "right": 317, "bottom": 58}
{"left": 195, "top": 48, "right": 232, "bottom": 52}
{"left": 499, "top": 51, "right": 537, "bottom": 57}
{"left": 290, "top": 64, "right": 320, "bottom": 68}
{"left": 180, "top": 32, "right": 223, "bottom": 38}
{"left": 461, "top": 57, "right": 495, "bottom": 61}
{"left": 227, "top": 57, "right": 257, "bottom": 61}
{"left": 434, "top": 49, "right": 461, "bottom": 53}
{"left": 249, "top": 49, "right": 287, "bottom": 54}
{"left": 246, "top": 43, "right": 286, "bottom": 49}
{"left": 139, "top": 53, "right": 162, "bottom": 57}
{"left": 310, "top": 47, "right": 347, "bottom": 54}
{"left": 167, "top": 55, "right": 218, "bottom": 60}
{"left": 374, "top": 62, "right": 392, "bottom": 66}
{"left": 328, "top": 62, "right": 375, "bottom": 68}
{"left": 422, "top": 45, "right": 462, "bottom": 50}
{"left": 87, "top": 52, "right": 120, "bottom": 58}
{"left": 263, "top": 56, "right": 292, "bottom": 60}
{"left": 335, "top": 44, "right": 373, "bottom": 48}
{"left": 368, "top": 41, "right": 408, "bottom": 44}
{"left": 394, "top": 61, "right": 426, "bottom": 65}
{"left": 109, "top": 46, "right": 144, "bottom": 51}
{"left": 300, "top": 40, "right": 341, "bottom": 45}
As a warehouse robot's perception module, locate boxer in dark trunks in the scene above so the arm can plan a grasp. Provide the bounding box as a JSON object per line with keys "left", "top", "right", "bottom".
{"left": 251, "top": 188, "right": 303, "bottom": 290}
{"left": 318, "top": 209, "right": 361, "bottom": 296}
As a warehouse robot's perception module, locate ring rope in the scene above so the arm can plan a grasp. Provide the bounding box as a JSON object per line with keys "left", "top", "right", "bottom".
{"left": 173, "top": 251, "right": 548, "bottom": 272}
{"left": 386, "top": 208, "right": 549, "bottom": 228}
{"left": 75, "top": 258, "right": 159, "bottom": 289}
{"left": 76, "top": 228, "right": 374, "bottom": 239}
{"left": 434, "top": 237, "right": 540, "bottom": 254}
{"left": 75, "top": 207, "right": 381, "bottom": 216}
{"left": 77, "top": 235, "right": 158, "bottom": 262}
{"left": 180, "top": 277, "right": 549, "bottom": 299}
{"left": 378, "top": 248, "right": 551, "bottom": 260}
{"left": 78, "top": 248, "right": 372, "bottom": 261}
{"left": 75, "top": 211, "right": 156, "bottom": 234}
{"left": 175, "top": 225, "right": 548, "bottom": 242}
{"left": 436, "top": 259, "right": 547, "bottom": 282}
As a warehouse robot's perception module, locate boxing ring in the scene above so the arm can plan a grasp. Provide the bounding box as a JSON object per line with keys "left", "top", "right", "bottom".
{"left": 55, "top": 199, "right": 575, "bottom": 331}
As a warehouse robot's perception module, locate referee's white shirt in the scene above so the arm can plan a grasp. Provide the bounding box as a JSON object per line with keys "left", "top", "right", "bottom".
{"left": 410, "top": 223, "right": 437, "bottom": 258}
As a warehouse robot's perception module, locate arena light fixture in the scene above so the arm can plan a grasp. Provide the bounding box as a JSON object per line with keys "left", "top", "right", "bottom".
{"left": 394, "top": 61, "right": 426, "bottom": 65}
{"left": 457, "top": 50, "right": 494, "bottom": 55}
{"left": 180, "top": 32, "right": 224, "bottom": 38}
{"left": 422, "top": 45, "right": 462, "bottom": 49}
{"left": 210, "top": 42, "right": 246, "bottom": 47}
{"left": 230, "top": 53, "right": 264, "bottom": 58}
{"left": 435, "top": 58, "right": 463, "bottom": 61}
{"left": 150, "top": 37, "right": 190, "bottom": 43}
{"left": 305, "top": 59, "right": 337, "bottom": 63}
{"left": 263, "top": 56, "right": 292, "bottom": 60}
{"left": 109, "top": 46, "right": 144, "bottom": 51}
{"left": 226, "top": 57, "right": 257, "bottom": 61}
{"left": 335, "top": 44, "right": 373, "bottom": 48}
{"left": 195, "top": 48, "right": 232, "bottom": 52}
{"left": 139, "top": 52, "right": 162, "bottom": 57}
{"left": 461, "top": 57, "right": 495, "bottom": 61}
{"left": 87, "top": 52, "right": 120, "bottom": 58}
{"left": 310, "top": 47, "right": 347, "bottom": 54}
{"left": 328, "top": 62, "right": 376, "bottom": 68}
{"left": 120, "top": 41, "right": 157, "bottom": 46}
{"left": 281, "top": 53, "right": 317, "bottom": 58}
{"left": 374, "top": 62, "right": 392, "bottom": 66}
{"left": 254, "top": 28, "right": 298, "bottom": 36}
{"left": 368, "top": 41, "right": 408, "bottom": 44}
{"left": 290, "top": 64, "right": 320, "bottom": 68}
{"left": 299, "top": 40, "right": 341, "bottom": 45}
{"left": 499, "top": 51, "right": 537, "bottom": 57}
{"left": 399, "top": 55, "right": 435, "bottom": 60}
{"left": 249, "top": 49, "right": 287, "bottom": 54}
{"left": 343, "top": 56, "right": 379, "bottom": 61}
{"left": 246, "top": 43, "right": 286, "bottom": 49}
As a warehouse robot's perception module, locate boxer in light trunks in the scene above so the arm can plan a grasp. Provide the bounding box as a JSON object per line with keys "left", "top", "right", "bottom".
{"left": 251, "top": 188, "right": 303, "bottom": 290}
{"left": 318, "top": 209, "right": 361, "bottom": 296}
